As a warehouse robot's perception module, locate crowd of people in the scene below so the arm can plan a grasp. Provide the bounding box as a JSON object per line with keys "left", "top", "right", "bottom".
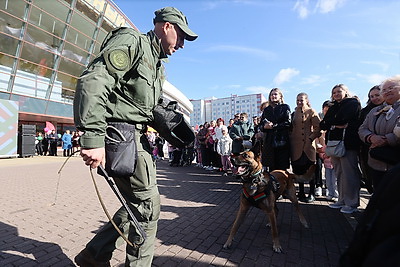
{"left": 35, "top": 129, "right": 81, "bottom": 157}
{"left": 189, "top": 76, "right": 400, "bottom": 215}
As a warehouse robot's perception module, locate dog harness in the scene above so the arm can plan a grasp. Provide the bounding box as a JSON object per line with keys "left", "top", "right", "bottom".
{"left": 242, "top": 172, "right": 279, "bottom": 208}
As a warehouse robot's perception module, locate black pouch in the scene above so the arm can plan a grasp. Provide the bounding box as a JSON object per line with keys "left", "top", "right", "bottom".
{"left": 150, "top": 101, "right": 195, "bottom": 148}
{"left": 102, "top": 122, "right": 137, "bottom": 177}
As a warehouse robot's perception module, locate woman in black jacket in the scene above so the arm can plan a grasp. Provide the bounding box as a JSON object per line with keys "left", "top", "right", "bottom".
{"left": 260, "top": 88, "right": 291, "bottom": 172}
{"left": 358, "top": 85, "right": 384, "bottom": 193}
{"left": 320, "top": 84, "right": 362, "bottom": 214}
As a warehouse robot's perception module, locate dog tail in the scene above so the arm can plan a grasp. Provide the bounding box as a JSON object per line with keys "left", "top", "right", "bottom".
{"left": 292, "top": 164, "right": 316, "bottom": 183}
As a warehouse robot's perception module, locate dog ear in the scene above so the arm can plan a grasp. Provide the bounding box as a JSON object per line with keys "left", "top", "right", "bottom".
{"left": 250, "top": 141, "right": 261, "bottom": 162}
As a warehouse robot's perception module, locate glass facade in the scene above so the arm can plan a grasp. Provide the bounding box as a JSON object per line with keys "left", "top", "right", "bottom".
{"left": 0, "top": 0, "right": 134, "bottom": 131}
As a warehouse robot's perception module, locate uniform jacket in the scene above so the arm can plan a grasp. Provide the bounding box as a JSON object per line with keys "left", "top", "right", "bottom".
{"left": 320, "top": 97, "right": 361, "bottom": 151}
{"left": 289, "top": 107, "right": 322, "bottom": 162}
{"left": 358, "top": 101, "right": 400, "bottom": 171}
{"left": 229, "top": 120, "right": 254, "bottom": 154}
{"left": 217, "top": 135, "right": 233, "bottom": 156}
{"left": 74, "top": 28, "right": 166, "bottom": 148}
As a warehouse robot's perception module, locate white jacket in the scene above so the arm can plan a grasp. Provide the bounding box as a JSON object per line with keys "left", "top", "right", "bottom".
{"left": 217, "top": 135, "right": 232, "bottom": 156}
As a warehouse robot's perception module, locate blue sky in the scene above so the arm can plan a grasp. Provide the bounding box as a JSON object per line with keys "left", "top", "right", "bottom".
{"left": 113, "top": 0, "right": 400, "bottom": 112}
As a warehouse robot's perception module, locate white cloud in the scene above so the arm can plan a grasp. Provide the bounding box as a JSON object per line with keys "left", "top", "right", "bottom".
{"left": 208, "top": 45, "right": 276, "bottom": 61}
{"left": 293, "top": 0, "right": 310, "bottom": 19}
{"left": 273, "top": 68, "right": 300, "bottom": 85}
{"left": 360, "top": 61, "right": 390, "bottom": 72}
{"left": 301, "top": 74, "right": 323, "bottom": 85}
{"left": 293, "top": 0, "right": 347, "bottom": 18}
{"left": 245, "top": 86, "right": 269, "bottom": 94}
{"left": 358, "top": 73, "right": 386, "bottom": 86}
{"left": 316, "top": 0, "right": 347, "bottom": 14}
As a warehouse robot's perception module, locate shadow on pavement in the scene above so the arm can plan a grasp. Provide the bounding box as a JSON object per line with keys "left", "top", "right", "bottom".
{"left": 152, "top": 160, "right": 354, "bottom": 266}
{"left": 0, "top": 221, "right": 74, "bottom": 266}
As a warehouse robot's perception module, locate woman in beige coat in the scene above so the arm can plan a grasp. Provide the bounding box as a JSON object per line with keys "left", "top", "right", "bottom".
{"left": 290, "top": 93, "right": 322, "bottom": 202}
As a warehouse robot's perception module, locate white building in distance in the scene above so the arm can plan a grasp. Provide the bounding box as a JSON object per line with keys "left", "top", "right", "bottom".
{"left": 190, "top": 93, "right": 267, "bottom": 128}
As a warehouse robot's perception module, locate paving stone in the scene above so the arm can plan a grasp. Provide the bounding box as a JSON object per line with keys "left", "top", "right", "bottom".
{"left": 0, "top": 157, "right": 368, "bottom": 266}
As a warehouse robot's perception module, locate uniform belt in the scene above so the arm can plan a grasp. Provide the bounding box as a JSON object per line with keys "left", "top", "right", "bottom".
{"left": 107, "top": 122, "right": 144, "bottom": 131}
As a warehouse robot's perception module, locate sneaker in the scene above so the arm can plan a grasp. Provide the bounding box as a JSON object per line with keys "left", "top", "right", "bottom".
{"left": 315, "top": 187, "right": 322, "bottom": 197}
{"left": 222, "top": 172, "right": 228, "bottom": 176}
{"left": 329, "top": 202, "right": 345, "bottom": 209}
{"left": 304, "top": 195, "right": 315, "bottom": 203}
{"left": 340, "top": 206, "right": 358, "bottom": 214}
{"left": 326, "top": 195, "right": 338, "bottom": 201}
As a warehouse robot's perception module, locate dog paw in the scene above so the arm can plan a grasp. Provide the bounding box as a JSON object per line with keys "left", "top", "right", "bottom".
{"left": 273, "top": 245, "right": 283, "bottom": 253}
{"left": 223, "top": 243, "right": 231, "bottom": 249}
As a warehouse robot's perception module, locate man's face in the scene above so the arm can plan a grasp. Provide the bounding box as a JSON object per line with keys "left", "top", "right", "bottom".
{"left": 160, "top": 23, "right": 185, "bottom": 55}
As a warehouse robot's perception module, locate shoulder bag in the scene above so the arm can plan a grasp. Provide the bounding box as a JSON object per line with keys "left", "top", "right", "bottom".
{"left": 325, "top": 129, "right": 346, "bottom": 157}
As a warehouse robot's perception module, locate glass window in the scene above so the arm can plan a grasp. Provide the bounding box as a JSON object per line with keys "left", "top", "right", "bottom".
{"left": 0, "top": 91, "right": 10, "bottom": 99}
{"left": 0, "top": 0, "right": 27, "bottom": 19}
{"left": 62, "top": 42, "right": 90, "bottom": 65}
{"left": 13, "top": 63, "right": 51, "bottom": 98}
{"left": 55, "top": 71, "right": 77, "bottom": 94}
{"left": 0, "top": 63, "right": 12, "bottom": 92}
{"left": 46, "top": 100, "right": 73, "bottom": 117}
{"left": 97, "top": 28, "right": 107, "bottom": 45}
{"left": 58, "top": 56, "right": 85, "bottom": 77}
{"left": 20, "top": 41, "right": 56, "bottom": 73}
{"left": 65, "top": 26, "right": 94, "bottom": 54}
{"left": 10, "top": 94, "right": 47, "bottom": 114}
{"left": 0, "top": 32, "right": 18, "bottom": 58}
{"left": 25, "top": 23, "right": 61, "bottom": 54}
{"left": 29, "top": 3, "right": 68, "bottom": 38}
{"left": 61, "top": 86, "right": 75, "bottom": 104}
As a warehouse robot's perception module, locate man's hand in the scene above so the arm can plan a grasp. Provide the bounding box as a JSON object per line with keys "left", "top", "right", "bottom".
{"left": 80, "top": 147, "right": 105, "bottom": 169}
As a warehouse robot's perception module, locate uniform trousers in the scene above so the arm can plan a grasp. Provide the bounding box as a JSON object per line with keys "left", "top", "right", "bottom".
{"left": 86, "top": 128, "right": 160, "bottom": 267}
{"left": 331, "top": 149, "right": 361, "bottom": 208}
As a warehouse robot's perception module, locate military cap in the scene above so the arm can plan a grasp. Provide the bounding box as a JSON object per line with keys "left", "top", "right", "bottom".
{"left": 153, "top": 7, "right": 198, "bottom": 41}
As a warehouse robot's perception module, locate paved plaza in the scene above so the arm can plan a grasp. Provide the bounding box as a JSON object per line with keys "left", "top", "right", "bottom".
{"left": 0, "top": 156, "right": 370, "bottom": 266}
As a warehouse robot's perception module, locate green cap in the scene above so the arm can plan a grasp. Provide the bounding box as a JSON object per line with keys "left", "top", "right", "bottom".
{"left": 153, "top": 7, "right": 198, "bottom": 41}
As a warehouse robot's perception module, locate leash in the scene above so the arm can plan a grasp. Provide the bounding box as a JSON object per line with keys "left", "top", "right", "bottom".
{"left": 96, "top": 165, "right": 146, "bottom": 247}
{"left": 56, "top": 151, "right": 146, "bottom": 247}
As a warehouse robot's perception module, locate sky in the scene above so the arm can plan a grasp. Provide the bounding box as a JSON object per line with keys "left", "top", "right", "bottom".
{"left": 112, "top": 0, "right": 400, "bottom": 112}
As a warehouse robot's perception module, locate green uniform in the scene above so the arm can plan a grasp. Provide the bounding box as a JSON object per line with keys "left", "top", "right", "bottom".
{"left": 74, "top": 27, "right": 166, "bottom": 266}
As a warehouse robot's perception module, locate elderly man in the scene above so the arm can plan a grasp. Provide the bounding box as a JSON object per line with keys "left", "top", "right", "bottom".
{"left": 73, "top": 7, "right": 197, "bottom": 266}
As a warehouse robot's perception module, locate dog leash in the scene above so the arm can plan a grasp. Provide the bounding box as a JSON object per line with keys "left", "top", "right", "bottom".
{"left": 57, "top": 152, "right": 146, "bottom": 247}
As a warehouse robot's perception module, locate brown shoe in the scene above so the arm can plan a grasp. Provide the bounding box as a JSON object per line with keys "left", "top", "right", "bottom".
{"left": 74, "top": 248, "right": 111, "bottom": 267}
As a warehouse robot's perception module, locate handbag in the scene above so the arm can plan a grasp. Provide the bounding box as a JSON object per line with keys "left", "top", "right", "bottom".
{"left": 272, "top": 130, "right": 287, "bottom": 148}
{"left": 325, "top": 129, "right": 346, "bottom": 157}
{"left": 150, "top": 100, "right": 195, "bottom": 148}
{"left": 369, "top": 146, "right": 400, "bottom": 166}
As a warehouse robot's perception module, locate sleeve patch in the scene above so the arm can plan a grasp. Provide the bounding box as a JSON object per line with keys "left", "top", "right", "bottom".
{"left": 108, "top": 49, "right": 129, "bottom": 71}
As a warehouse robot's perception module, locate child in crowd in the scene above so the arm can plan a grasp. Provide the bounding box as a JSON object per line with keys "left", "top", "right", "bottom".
{"left": 317, "top": 144, "right": 338, "bottom": 201}
{"left": 216, "top": 125, "right": 233, "bottom": 176}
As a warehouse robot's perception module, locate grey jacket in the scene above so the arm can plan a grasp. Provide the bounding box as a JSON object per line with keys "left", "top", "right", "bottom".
{"left": 358, "top": 101, "right": 400, "bottom": 171}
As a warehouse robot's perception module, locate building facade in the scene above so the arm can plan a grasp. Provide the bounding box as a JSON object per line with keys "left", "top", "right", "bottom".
{"left": 0, "top": 0, "right": 192, "bottom": 134}
{"left": 190, "top": 93, "right": 267, "bottom": 127}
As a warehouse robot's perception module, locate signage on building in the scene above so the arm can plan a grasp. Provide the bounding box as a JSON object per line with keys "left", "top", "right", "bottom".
{"left": 0, "top": 99, "right": 19, "bottom": 158}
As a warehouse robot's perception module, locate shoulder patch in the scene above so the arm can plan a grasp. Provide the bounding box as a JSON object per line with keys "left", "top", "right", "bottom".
{"left": 108, "top": 49, "right": 129, "bottom": 71}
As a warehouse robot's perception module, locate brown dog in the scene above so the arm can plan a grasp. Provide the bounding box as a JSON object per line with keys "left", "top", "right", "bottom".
{"left": 223, "top": 151, "right": 315, "bottom": 253}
